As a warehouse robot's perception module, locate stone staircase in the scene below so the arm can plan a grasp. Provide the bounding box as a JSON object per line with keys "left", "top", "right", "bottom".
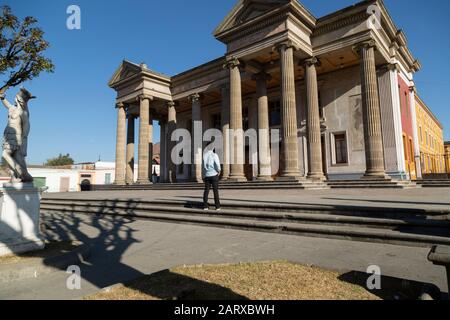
{"left": 327, "top": 179, "right": 420, "bottom": 189}
{"left": 91, "top": 179, "right": 329, "bottom": 191}
{"left": 89, "top": 178, "right": 423, "bottom": 192}
{"left": 415, "top": 180, "right": 450, "bottom": 188}
{"left": 40, "top": 197, "right": 450, "bottom": 248}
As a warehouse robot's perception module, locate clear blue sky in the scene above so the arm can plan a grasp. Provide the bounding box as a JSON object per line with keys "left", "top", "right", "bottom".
{"left": 2, "top": 0, "right": 449, "bottom": 164}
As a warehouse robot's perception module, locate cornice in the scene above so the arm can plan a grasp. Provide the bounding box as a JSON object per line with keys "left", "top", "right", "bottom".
{"left": 314, "top": 10, "right": 368, "bottom": 37}
{"left": 216, "top": 2, "right": 315, "bottom": 44}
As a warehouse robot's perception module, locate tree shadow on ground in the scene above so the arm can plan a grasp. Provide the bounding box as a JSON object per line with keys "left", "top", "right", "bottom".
{"left": 338, "top": 271, "right": 447, "bottom": 300}
{"left": 120, "top": 270, "right": 249, "bottom": 300}
{"left": 40, "top": 201, "right": 248, "bottom": 299}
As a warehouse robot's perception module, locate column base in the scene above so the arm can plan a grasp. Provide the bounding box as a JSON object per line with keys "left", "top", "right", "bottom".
{"left": 114, "top": 180, "right": 126, "bottom": 186}
{"left": 277, "top": 175, "right": 306, "bottom": 182}
{"left": 307, "top": 173, "right": 327, "bottom": 181}
{"left": 190, "top": 178, "right": 203, "bottom": 184}
{"left": 227, "top": 175, "right": 248, "bottom": 183}
{"left": 256, "top": 176, "right": 273, "bottom": 182}
{"left": 362, "top": 172, "right": 391, "bottom": 181}
{"left": 136, "top": 179, "right": 152, "bottom": 185}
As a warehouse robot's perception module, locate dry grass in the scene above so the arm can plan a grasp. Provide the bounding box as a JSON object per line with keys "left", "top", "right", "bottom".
{"left": 86, "top": 261, "right": 379, "bottom": 300}
{"left": 0, "top": 241, "right": 79, "bottom": 265}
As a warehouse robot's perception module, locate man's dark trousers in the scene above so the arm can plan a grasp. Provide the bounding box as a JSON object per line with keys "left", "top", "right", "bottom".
{"left": 203, "top": 175, "right": 220, "bottom": 209}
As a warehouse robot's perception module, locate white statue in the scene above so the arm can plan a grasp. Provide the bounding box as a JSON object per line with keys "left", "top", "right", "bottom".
{"left": 0, "top": 88, "right": 35, "bottom": 183}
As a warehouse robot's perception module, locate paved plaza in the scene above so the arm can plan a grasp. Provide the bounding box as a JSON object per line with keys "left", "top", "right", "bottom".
{"left": 45, "top": 187, "right": 450, "bottom": 211}
{"left": 0, "top": 188, "right": 448, "bottom": 299}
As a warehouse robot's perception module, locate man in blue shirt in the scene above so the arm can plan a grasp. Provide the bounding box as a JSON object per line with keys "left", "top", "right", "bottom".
{"left": 202, "top": 148, "right": 221, "bottom": 211}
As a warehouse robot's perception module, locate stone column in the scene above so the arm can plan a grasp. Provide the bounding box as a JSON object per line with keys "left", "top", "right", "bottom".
{"left": 148, "top": 111, "right": 154, "bottom": 182}
{"left": 354, "top": 40, "right": 387, "bottom": 179}
{"left": 125, "top": 115, "right": 135, "bottom": 184}
{"left": 304, "top": 57, "right": 325, "bottom": 181}
{"left": 137, "top": 95, "right": 152, "bottom": 184}
{"left": 167, "top": 101, "right": 177, "bottom": 183}
{"left": 160, "top": 121, "right": 167, "bottom": 183}
{"left": 114, "top": 103, "right": 126, "bottom": 185}
{"left": 221, "top": 85, "right": 230, "bottom": 180}
{"left": 224, "top": 58, "right": 246, "bottom": 182}
{"left": 276, "top": 41, "right": 301, "bottom": 179}
{"left": 190, "top": 93, "right": 203, "bottom": 183}
{"left": 409, "top": 86, "right": 422, "bottom": 179}
{"left": 254, "top": 72, "right": 272, "bottom": 180}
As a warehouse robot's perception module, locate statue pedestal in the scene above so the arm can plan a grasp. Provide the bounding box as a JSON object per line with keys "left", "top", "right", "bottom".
{"left": 0, "top": 183, "right": 45, "bottom": 257}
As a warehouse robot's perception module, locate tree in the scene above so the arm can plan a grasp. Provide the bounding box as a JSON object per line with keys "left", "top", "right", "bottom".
{"left": 0, "top": 5, "right": 54, "bottom": 94}
{"left": 45, "top": 154, "right": 75, "bottom": 167}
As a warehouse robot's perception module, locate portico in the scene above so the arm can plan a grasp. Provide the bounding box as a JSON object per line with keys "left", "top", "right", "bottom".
{"left": 109, "top": 0, "right": 421, "bottom": 185}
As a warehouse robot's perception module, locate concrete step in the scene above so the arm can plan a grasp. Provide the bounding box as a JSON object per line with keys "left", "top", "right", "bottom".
{"left": 328, "top": 180, "right": 420, "bottom": 189}
{"left": 91, "top": 180, "right": 330, "bottom": 191}
{"left": 41, "top": 198, "right": 450, "bottom": 219}
{"left": 40, "top": 205, "right": 450, "bottom": 248}
{"left": 40, "top": 198, "right": 450, "bottom": 248}
{"left": 415, "top": 180, "right": 450, "bottom": 188}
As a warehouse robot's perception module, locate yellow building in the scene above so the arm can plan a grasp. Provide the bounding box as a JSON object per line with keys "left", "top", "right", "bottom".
{"left": 445, "top": 142, "right": 450, "bottom": 173}
{"left": 415, "top": 95, "right": 445, "bottom": 175}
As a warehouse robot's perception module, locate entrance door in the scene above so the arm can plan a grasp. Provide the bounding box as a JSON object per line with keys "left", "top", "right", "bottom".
{"left": 321, "top": 135, "right": 328, "bottom": 176}
{"left": 60, "top": 177, "right": 70, "bottom": 193}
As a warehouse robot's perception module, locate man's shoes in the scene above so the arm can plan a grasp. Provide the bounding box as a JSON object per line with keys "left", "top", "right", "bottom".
{"left": 216, "top": 208, "right": 221, "bottom": 212}
{"left": 203, "top": 207, "right": 209, "bottom": 211}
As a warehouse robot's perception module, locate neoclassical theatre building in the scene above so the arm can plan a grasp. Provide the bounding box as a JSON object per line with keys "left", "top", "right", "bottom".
{"left": 109, "top": 0, "right": 422, "bottom": 185}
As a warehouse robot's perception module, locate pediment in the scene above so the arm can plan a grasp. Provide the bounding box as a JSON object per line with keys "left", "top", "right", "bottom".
{"left": 108, "top": 60, "right": 142, "bottom": 87}
{"left": 214, "top": 0, "right": 291, "bottom": 37}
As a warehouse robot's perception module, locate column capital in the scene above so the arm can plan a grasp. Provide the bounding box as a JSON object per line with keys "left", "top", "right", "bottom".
{"left": 274, "top": 40, "right": 299, "bottom": 53}
{"left": 352, "top": 39, "right": 377, "bottom": 55}
{"left": 136, "top": 94, "right": 153, "bottom": 103}
{"left": 116, "top": 102, "right": 126, "bottom": 109}
{"left": 223, "top": 57, "right": 241, "bottom": 70}
{"left": 167, "top": 101, "right": 177, "bottom": 108}
{"left": 387, "top": 63, "right": 398, "bottom": 72}
{"left": 252, "top": 71, "right": 272, "bottom": 82}
{"left": 303, "top": 56, "right": 321, "bottom": 67}
{"left": 188, "top": 93, "right": 202, "bottom": 103}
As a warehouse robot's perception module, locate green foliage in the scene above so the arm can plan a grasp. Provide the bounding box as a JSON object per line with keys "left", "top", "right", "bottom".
{"left": 45, "top": 154, "right": 75, "bottom": 167}
{"left": 0, "top": 5, "right": 54, "bottom": 94}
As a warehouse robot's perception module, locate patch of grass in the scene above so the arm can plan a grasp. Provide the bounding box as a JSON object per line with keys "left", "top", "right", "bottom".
{"left": 0, "top": 241, "right": 79, "bottom": 265}
{"left": 86, "top": 261, "right": 379, "bottom": 300}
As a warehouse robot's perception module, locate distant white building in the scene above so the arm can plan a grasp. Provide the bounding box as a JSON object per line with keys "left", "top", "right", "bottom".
{"left": 0, "top": 160, "right": 160, "bottom": 193}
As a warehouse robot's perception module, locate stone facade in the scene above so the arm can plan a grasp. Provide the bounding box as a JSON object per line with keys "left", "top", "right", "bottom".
{"left": 109, "top": 0, "right": 425, "bottom": 183}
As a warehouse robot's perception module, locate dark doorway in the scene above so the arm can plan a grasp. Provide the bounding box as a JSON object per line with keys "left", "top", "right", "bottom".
{"left": 321, "top": 135, "right": 328, "bottom": 176}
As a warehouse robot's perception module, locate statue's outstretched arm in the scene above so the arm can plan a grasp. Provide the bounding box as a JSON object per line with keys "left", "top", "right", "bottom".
{"left": 0, "top": 95, "right": 14, "bottom": 110}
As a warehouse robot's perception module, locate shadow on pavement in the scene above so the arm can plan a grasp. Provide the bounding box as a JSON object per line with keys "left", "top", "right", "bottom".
{"left": 117, "top": 270, "right": 248, "bottom": 300}
{"left": 40, "top": 201, "right": 248, "bottom": 299}
{"left": 338, "top": 271, "right": 447, "bottom": 300}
